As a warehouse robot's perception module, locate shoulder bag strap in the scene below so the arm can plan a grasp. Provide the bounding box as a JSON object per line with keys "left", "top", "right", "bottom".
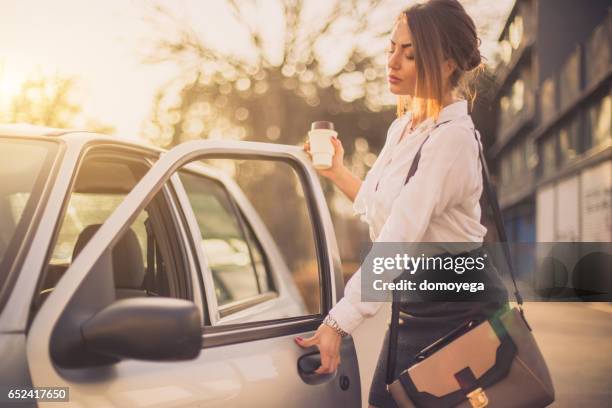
{"left": 385, "top": 119, "right": 450, "bottom": 385}
{"left": 386, "top": 122, "right": 527, "bottom": 386}
{"left": 473, "top": 129, "right": 524, "bottom": 307}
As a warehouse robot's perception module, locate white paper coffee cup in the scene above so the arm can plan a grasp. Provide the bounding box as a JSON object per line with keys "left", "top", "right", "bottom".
{"left": 312, "top": 152, "right": 333, "bottom": 168}
{"left": 308, "top": 121, "right": 336, "bottom": 170}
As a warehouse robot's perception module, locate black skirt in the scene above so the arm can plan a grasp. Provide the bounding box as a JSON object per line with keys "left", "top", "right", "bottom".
{"left": 368, "top": 301, "right": 510, "bottom": 408}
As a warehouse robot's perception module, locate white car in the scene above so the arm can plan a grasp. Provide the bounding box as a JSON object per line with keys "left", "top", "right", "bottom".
{"left": 0, "top": 125, "right": 361, "bottom": 407}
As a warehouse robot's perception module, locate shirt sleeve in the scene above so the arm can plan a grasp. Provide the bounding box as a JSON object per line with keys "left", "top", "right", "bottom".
{"left": 329, "top": 125, "right": 479, "bottom": 334}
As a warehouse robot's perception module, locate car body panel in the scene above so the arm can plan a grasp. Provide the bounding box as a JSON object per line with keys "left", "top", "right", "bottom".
{"left": 0, "top": 333, "right": 34, "bottom": 406}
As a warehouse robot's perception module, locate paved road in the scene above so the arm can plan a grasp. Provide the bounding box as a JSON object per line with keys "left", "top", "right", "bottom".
{"left": 352, "top": 302, "right": 612, "bottom": 407}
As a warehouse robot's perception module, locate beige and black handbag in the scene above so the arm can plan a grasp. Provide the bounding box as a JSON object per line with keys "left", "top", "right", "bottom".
{"left": 385, "top": 125, "right": 555, "bottom": 408}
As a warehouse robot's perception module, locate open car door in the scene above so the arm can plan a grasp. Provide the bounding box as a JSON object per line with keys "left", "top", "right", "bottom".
{"left": 27, "top": 140, "right": 361, "bottom": 407}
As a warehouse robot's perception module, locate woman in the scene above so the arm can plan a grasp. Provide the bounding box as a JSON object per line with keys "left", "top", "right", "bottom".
{"left": 300, "top": 1, "right": 508, "bottom": 407}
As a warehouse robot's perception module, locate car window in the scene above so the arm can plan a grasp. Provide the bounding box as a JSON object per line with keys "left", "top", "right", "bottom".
{"left": 0, "top": 138, "right": 58, "bottom": 313}
{"left": 179, "top": 172, "right": 274, "bottom": 307}
{"left": 242, "top": 212, "right": 272, "bottom": 295}
{"left": 232, "top": 159, "right": 322, "bottom": 315}
{"left": 35, "top": 152, "right": 190, "bottom": 310}
{"left": 49, "top": 193, "right": 148, "bottom": 266}
{"left": 181, "top": 157, "right": 322, "bottom": 324}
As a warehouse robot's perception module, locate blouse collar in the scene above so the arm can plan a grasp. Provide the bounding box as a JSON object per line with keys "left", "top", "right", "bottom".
{"left": 400, "top": 99, "right": 469, "bottom": 132}
{"left": 437, "top": 99, "right": 469, "bottom": 124}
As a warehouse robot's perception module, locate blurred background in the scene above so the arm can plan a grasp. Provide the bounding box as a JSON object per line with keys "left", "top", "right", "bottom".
{"left": 1, "top": 0, "right": 518, "bottom": 281}
{"left": 473, "top": 0, "right": 611, "bottom": 284}
{"left": 1, "top": 1, "right": 610, "bottom": 273}
{"left": 1, "top": 1, "right": 611, "bottom": 406}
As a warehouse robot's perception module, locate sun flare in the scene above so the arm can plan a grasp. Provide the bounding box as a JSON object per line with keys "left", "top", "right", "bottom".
{"left": 0, "top": 62, "right": 26, "bottom": 107}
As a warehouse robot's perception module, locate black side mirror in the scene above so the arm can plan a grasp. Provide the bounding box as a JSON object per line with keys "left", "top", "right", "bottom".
{"left": 81, "top": 297, "right": 202, "bottom": 362}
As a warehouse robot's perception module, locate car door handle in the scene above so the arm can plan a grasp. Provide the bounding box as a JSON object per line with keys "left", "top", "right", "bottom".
{"left": 297, "top": 351, "right": 336, "bottom": 385}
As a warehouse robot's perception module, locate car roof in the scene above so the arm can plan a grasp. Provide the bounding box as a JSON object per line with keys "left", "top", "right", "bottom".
{"left": 0, "top": 123, "right": 163, "bottom": 150}
{"left": 0, "top": 123, "right": 88, "bottom": 137}
{"left": 0, "top": 123, "right": 239, "bottom": 185}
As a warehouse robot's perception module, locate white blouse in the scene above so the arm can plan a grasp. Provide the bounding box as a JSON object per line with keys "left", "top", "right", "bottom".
{"left": 329, "top": 99, "right": 488, "bottom": 334}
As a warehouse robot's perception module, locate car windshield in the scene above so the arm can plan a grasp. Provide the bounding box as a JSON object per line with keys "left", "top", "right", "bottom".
{"left": 0, "top": 137, "right": 58, "bottom": 300}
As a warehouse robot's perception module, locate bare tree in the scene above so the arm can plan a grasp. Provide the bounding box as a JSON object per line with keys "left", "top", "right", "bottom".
{"left": 5, "top": 75, "right": 81, "bottom": 128}
{"left": 138, "top": 1, "right": 406, "bottom": 265}
{"left": 139, "top": 0, "right": 511, "bottom": 265}
{"left": 0, "top": 72, "right": 114, "bottom": 133}
{"left": 141, "top": 1, "right": 399, "bottom": 152}
{"left": 140, "top": 0, "right": 508, "bottom": 159}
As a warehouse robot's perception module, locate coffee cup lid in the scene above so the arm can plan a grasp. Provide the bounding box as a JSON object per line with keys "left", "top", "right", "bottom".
{"left": 311, "top": 121, "right": 334, "bottom": 131}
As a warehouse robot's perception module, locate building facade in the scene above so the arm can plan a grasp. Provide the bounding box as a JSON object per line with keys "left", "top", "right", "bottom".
{"left": 481, "top": 0, "right": 611, "bottom": 253}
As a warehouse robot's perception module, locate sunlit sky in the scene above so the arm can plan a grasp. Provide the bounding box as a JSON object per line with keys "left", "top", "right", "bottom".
{"left": 0, "top": 0, "right": 514, "bottom": 138}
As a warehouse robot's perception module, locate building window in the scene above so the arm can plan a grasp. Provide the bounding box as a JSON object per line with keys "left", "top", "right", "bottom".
{"left": 511, "top": 143, "right": 526, "bottom": 180}
{"left": 499, "top": 72, "right": 532, "bottom": 133}
{"left": 509, "top": 15, "right": 524, "bottom": 50}
{"left": 500, "top": 96, "right": 510, "bottom": 113}
{"left": 558, "top": 116, "right": 580, "bottom": 166}
{"left": 586, "top": 15, "right": 612, "bottom": 86}
{"left": 540, "top": 134, "right": 557, "bottom": 178}
{"left": 500, "top": 40, "right": 512, "bottom": 64}
{"left": 559, "top": 47, "right": 581, "bottom": 111}
{"left": 511, "top": 79, "right": 525, "bottom": 112}
{"left": 540, "top": 76, "right": 556, "bottom": 124}
{"left": 588, "top": 95, "right": 612, "bottom": 149}
{"left": 500, "top": 154, "right": 512, "bottom": 192}
{"left": 498, "top": 7, "right": 529, "bottom": 66}
{"left": 526, "top": 138, "right": 538, "bottom": 170}
{"left": 499, "top": 95, "right": 510, "bottom": 131}
{"left": 500, "top": 140, "right": 534, "bottom": 196}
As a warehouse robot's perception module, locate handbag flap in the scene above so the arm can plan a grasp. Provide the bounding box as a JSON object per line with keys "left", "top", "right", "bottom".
{"left": 399, "top": 311, "right": 517, "bottom": 407}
